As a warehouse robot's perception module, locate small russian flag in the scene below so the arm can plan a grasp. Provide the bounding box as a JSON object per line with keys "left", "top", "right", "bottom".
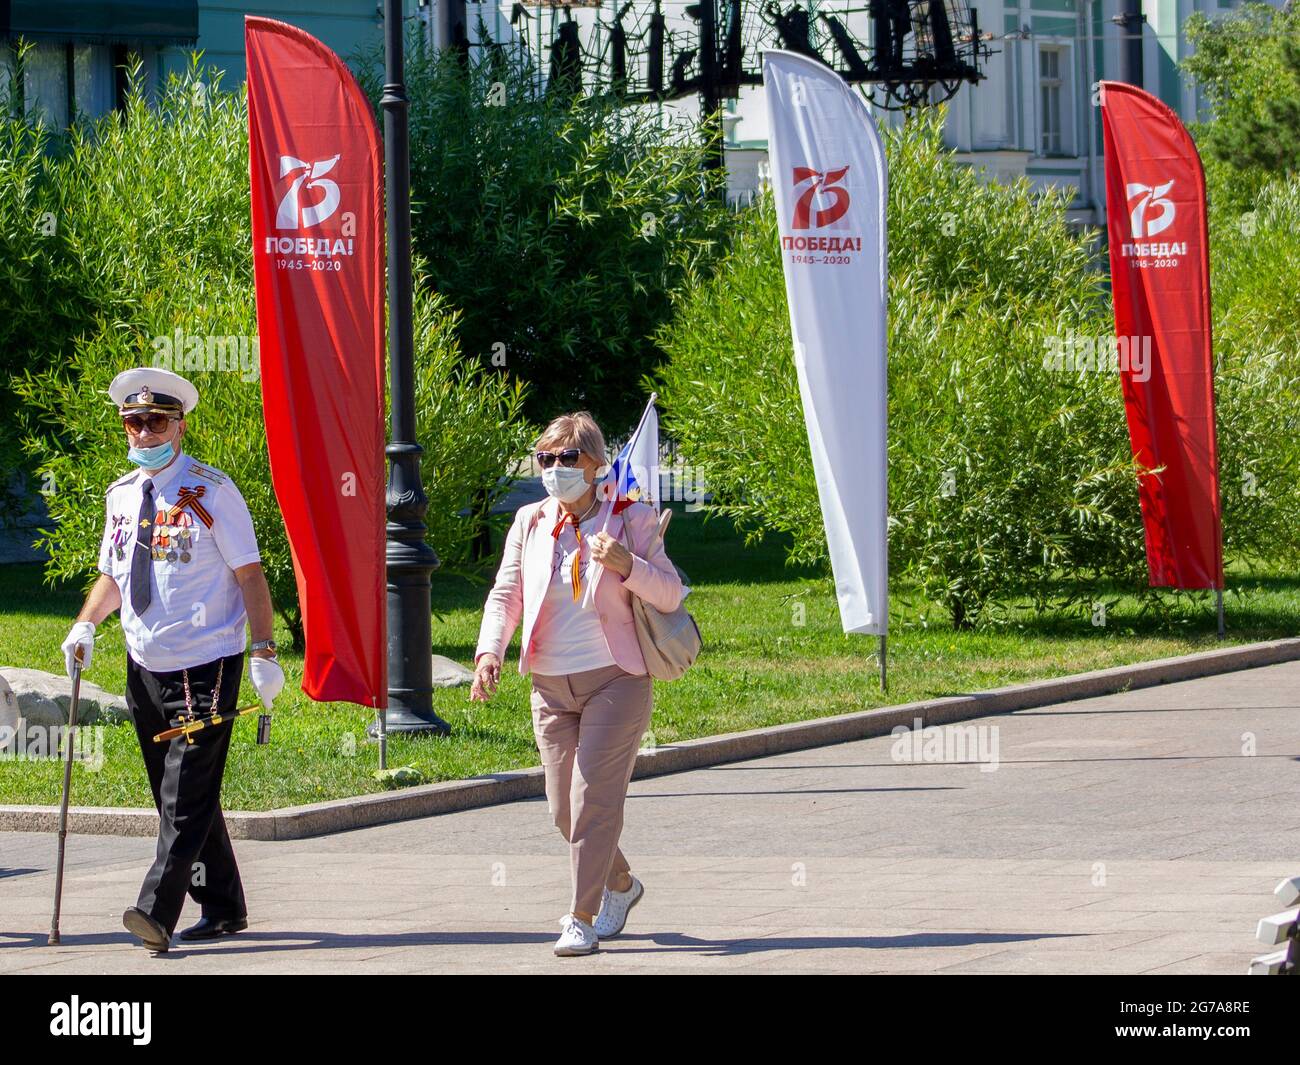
{"left": 605, "top": 393, "right": 660, "bottom": 516}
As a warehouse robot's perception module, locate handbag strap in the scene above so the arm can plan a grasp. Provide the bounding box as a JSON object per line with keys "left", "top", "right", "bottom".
{"left": 624, "top": 507, "right": 660, "bottom": 566}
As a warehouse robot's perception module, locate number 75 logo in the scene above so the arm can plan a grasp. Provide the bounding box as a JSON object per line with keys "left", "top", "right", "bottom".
{"left": 792, "top": 166, "right": 851, "bottom": 229}
{"left": 276, "top": 154, "right": 342, "bottom": 230}
{"left": 1126, "top": 180, "right": 1175, "bottom": 239}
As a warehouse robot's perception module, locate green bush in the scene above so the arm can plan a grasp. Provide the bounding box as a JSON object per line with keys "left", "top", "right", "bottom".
{"left": 1177, "top": 5, "right": 1300, "bottom": 575}
{"left": 657, "top": 108, "right": 1300, "bottom": 627}
{"left": 0, "top": 66, "right": 88, "bottom": 514}
{"left": 13, "top": 60, "right": 536, "bottom": 642}
{"left": 411, "top": 274, "right": 535, "bottom": 570}
{"left": 1207, "top": 174, "right": 1300, "bottom": 567}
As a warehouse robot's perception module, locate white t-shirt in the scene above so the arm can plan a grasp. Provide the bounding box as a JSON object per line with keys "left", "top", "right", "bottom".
{"left": 529, "top": 508, "right": 617, "bottom": 677}
{"left": 98, "top": 451, "right": 261, "bottom": 672}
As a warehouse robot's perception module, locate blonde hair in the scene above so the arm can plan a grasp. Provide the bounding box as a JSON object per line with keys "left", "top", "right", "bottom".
{"left": 535, "top": 411, "right": 607, "bottom": 467}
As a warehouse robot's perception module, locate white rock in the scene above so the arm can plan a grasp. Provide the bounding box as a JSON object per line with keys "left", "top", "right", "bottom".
{"left": 431, "top": 654, "right": 474, "bottom": 688}
{"left": 0, "top": 667, "right": 129, "bottom": 728}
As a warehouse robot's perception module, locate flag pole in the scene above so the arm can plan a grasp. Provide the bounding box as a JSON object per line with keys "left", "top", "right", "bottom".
{"left": 1216, "top": 588, "right": 1224, "bottom": 640}
{"left": 585, "top": 394, "right": 658, "bottom": 608}
{"left": 878, "top": 633, "right": 887, "bottom": 694}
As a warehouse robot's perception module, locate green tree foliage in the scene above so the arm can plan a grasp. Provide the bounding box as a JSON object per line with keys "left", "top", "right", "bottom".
{"left": 355, "top": 36, "right": 734, "bottom": 436}
{"left": 1184, "top": 3, "right": 1300, "bottom": 214}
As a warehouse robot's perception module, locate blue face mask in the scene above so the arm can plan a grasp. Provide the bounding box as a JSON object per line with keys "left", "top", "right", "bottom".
{"left": 127, "top": 441, "right": 176, "bottom": 469}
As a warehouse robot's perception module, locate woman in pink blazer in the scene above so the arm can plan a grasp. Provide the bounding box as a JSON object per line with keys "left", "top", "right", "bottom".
{"left": 470, "top": 411, "right": 684, "bottom": 956}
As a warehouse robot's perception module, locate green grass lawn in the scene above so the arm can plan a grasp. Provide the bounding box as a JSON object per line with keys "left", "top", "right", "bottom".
{"left": 1, "top": 502, "right": 1295, "bottom": 810}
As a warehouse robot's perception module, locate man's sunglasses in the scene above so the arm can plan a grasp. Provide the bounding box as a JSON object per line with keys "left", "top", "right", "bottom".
{"left": 122, "top": 413, "right": 178, "bottom": 434}
{"left": 536, "top": 448, "right": 582, "bottom": 469}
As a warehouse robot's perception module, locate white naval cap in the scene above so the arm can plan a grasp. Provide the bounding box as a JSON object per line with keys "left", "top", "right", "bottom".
{"left": 109, "top": 367, "right": 199, "bottom": 415}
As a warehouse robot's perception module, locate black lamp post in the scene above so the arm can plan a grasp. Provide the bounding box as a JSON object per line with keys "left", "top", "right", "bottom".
{"left": 380, "top": 0, "right": 449, "bottom": 736}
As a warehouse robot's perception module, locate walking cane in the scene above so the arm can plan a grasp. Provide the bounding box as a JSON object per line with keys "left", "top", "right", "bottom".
{"left": 48, "top": 645, "right": 85, "bottom": 946}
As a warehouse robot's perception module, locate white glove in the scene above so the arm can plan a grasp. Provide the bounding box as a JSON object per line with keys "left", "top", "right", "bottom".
{"left": 61, "top": 621, "right": 96, "bottom": 679}
{"left": 249, "top": 655, "right": 285, "bottom": 709}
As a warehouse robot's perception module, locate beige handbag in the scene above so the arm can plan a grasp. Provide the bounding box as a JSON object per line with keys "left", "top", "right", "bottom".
{"left": 628, "top": 508, "right": 702, "bottom": 680}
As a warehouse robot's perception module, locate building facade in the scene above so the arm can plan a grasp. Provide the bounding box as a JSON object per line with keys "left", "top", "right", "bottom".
{"left": 0, "top": 0, "right": 395, "bottom": 122}
{"left": 708, "top": 0, "right": 1261, "bottom": 223}
{"left": 2, "top": 0, "right": 1273, "bottom": 227}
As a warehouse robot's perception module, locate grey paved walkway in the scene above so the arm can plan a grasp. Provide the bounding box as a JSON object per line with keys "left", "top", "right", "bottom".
{"left": 2, "top": 659, "right": 1298, "bottom": 973}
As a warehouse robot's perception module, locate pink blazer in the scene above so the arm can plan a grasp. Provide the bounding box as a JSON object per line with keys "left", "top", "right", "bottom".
{"left": 474, "top": 495, "right": 685, "bottom": 676}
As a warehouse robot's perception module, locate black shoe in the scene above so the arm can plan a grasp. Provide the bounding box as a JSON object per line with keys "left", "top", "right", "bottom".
{"left": 122, "top": 907, "right": 170, "bottom": 953}
{"left": 179, "top": 915, "right": 248, "bottom": 941}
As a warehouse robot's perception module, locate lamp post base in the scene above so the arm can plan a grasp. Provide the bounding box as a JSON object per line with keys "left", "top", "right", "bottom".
{"left": 367, "top": 702, "right": 451, "bottom": 737}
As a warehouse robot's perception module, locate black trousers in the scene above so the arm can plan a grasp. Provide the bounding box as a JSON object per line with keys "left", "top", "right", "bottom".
{"left": 125, "top": 651, "right": 247, "bottom": 934}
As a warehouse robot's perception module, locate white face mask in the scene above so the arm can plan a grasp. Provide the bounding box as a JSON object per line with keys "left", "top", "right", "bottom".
{"left": 542, "top": 464, "right": 590, "bottom": 503}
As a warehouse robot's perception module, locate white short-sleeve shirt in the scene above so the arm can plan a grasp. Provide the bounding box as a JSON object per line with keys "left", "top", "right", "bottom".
{"left": 99, "top": 451, "right": 261, "bottom": 672}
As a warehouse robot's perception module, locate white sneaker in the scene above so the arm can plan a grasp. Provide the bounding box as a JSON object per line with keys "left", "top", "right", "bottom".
{"left": 553, "top": 913, "right": 599, "bottom": 956}
{"left": 594, "top": 875, "right": 644, "bottom": 938}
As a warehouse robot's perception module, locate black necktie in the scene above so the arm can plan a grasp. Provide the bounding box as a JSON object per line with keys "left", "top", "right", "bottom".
{"left": 130, "top": 479, "right": 155, "bottom": 616}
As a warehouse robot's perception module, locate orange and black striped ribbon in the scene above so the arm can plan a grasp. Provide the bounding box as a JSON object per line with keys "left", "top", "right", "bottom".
{"left": 166, "top": 485, "right": 214, "bottom": 528}
{"left": 552, "top": 511, "right": 585, "bottom": 602}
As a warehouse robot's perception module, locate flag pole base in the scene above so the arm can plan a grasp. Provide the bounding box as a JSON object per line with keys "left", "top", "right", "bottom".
{"left": 879, "top": 633, "right": 887, "bottom": 694}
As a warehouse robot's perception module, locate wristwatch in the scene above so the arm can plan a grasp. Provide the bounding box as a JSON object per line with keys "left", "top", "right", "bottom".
{"left": 251, "top": 639, "right": 278, "bottom": 656}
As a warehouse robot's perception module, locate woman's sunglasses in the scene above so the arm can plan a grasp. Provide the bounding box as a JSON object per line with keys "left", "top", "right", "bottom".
{"left": 122, "top": 413, "right": 178, "bottom": 434}
{"left": 536, "top": 448, "right": 583, "bottom": 469}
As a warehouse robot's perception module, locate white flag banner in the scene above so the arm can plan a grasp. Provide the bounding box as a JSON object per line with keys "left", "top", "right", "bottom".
{"left": 762, "top": 50, "right": 888, "bottom": 636}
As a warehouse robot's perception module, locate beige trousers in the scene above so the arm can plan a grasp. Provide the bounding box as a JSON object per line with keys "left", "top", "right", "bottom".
{"left": 530, "top": 662, "right": 654, "bottom": 917}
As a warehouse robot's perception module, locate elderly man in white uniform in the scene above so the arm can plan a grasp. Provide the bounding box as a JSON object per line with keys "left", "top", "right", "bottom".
{"left": 61, "top": 368, "right": 286, "bottom": 954}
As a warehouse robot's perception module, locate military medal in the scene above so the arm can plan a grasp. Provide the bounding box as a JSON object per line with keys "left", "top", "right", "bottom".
{"left": 110, "top": 514, "right": 130, "bottom": 561}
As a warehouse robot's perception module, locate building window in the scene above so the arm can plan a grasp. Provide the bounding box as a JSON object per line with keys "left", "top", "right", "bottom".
{"left": 73, "top": 44, "right": 114, "bottom": 120}
{"left": 22, "top": 42, "right": 69, "bottom": 127}
{"left": 1039, "top": 46, "right": 1066, "bottom": 155}
{"left": 5, "top": 40, "right": 153, "bottom": 127}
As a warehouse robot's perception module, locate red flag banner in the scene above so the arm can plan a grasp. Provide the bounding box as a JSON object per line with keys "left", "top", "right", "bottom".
{"left": 1099, "top": 80, "right": 1223, "bottom": 591}
{"left": 246, "top": 16, "right": 387, "bottom": 705}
